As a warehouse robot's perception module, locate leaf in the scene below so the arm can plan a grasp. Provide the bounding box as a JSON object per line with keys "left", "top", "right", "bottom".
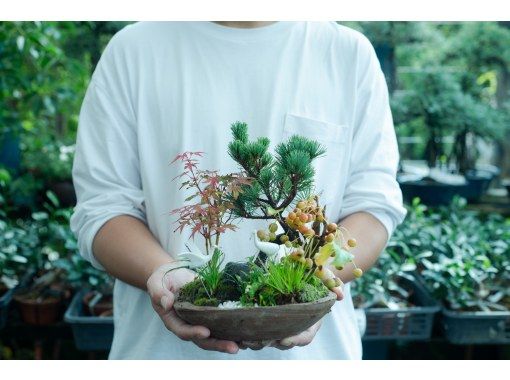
{"left": 46, "top": 190, "right": 60, "bottom": 207}
{"left": 184, "top": 193, "right": 198, "bottom": 202}
{"left": 16, "top": 35, "right": 25, "bottom": 50}
{"left": 11, "top": 254, "right": 28, "bottom": 263}
{"left": 401, "top": 262, "right": 417, "bottom": 272}
{"left": 32, "top": 212, "right": 48, "bottom": 221}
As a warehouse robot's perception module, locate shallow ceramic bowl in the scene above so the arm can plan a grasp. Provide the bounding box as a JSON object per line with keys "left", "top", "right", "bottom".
{"left": 174, "top": 292, "right": 337, "bottom": 341}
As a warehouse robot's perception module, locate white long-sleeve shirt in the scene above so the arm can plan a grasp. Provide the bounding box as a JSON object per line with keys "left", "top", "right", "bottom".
{"left": 71, "top": 21, "right": 406, "bottom": 359}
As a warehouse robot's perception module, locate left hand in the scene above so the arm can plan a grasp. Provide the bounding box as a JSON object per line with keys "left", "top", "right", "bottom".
{"left": 239, "top": 285, "right": 343, "bottom": 351}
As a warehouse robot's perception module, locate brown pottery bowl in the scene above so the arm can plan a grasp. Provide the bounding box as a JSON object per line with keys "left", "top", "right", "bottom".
{"left": 174, "top": 292, "right": 337, "bottom": 341}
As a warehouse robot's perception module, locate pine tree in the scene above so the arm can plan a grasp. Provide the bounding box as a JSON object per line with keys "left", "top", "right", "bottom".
{"left": 227, "top": 121, "right": 326, "bottom": 233}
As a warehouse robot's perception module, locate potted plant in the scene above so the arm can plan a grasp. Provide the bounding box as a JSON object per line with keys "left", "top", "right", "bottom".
{"left": 351, "top": 200, "right": 440, "bottom": 344}
{"left": 0, "top": 218, "right": 30, "bottom": 329}
{"left": 403, "top": 198, "right": 510, "bottom": 344}
{"left": 448, "top": 96, "right": 507, "bottom": 202}
{"left": 392, "top": 71, "right": 505, "bottom": 205}
{"left": 169, "top": 122, "right": 364, "bottom": 341}
{"left": 12, "top": 211, "right": 73, "bottom": 325}
{"left": 64, "top": 254, "right": 115, "bottom": 351}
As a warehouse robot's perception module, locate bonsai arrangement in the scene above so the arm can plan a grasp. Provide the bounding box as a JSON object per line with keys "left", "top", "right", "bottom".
{"left": 392, "top": 71, "right": 506, "bottom": 205}
{"left": 168, "top": 122, "right": 363, "bottom": 341}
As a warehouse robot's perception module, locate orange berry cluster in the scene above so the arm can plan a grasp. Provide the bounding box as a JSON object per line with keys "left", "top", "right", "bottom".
{"left": 284, "top": 198, "right": 326, "bottom": 238}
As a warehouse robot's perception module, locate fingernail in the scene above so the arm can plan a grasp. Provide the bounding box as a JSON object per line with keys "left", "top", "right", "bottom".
{"left": 280, "top": 338, "right": 293, "bottom": 346}
{"left": 160, "top": 296, "right": 168, "bottom": 309}
{"left": 228, "top": 344, "right": 239, "bottom": 354}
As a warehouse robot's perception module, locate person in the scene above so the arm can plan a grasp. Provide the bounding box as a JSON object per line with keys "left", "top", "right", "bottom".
{"left": 71, "top": 21, "right": 406, "bottom": 359}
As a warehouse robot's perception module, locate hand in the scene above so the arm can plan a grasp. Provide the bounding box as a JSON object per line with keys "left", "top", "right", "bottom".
{"left": 147, "top": 263, "right": 239, "bottom": 354}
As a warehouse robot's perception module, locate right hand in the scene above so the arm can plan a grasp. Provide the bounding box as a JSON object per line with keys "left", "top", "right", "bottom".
{"left": 146, "top": 262, "right": 240, "bottom": 354}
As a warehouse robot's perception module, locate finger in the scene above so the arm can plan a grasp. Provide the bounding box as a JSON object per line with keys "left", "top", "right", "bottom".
{"left": 150, "top": 293, "right": 173, "bottom": 315}
{"left": 193, "top": 337, "right": 239, "bottom": 354}
{"left": 279, "top": 332, "right": 310, "bottom": 347}
{"left": 238, "top": 342, "right": 248, "bottom": 350}
{"left": 240, "top": 340, "right": 272, "bottom": 350}
{"left": 332, "top": 286, "right": 344, "bottom": 301}
{"left": 147, "top": 279, "right": 172, "bottom": 303}
{"left": 270, "top": 342, "right": 295, "bottom": 350}
{"left": 279, "top": 322, "right": 321, "bottom": 347}
{"left": 160, "top": 292, "right": 175, "bottom": 311}
{"left": 160, "top": 309, "right": 210, "bottom": 341}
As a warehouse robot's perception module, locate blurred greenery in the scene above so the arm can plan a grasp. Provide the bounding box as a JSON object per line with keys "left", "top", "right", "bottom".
{"left": 352, "top": 197, "right": 510, "bottom": 312}
{"left": 342, "top": 22, "right": 510, "bottom": 169}
{"left": 0, "top": 21, "right": 509, "bottom": 318}
{"left": 0, "top": 191, "right": 111, "bottom": 292}
{"left": 0, "top": 21, "right": 129, "bottom": 216}
{"left": 0, "top": 22, "right": 123, "bottom": 291}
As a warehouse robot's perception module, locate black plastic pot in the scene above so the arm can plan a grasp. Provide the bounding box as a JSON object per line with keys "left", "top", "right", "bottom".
{"left": 502, "top": 179, "right": 510, "bottom": 199}
{"left": 64, "top": 290, "right": 113, "bottom": 351}
{"left": 0, "top": 287, "right": 14, "bottom": 330}
{"left": 442, "top": 309, "right": 510, "bottom": 345}
{"left": 361, "top": 277, "right": 441, "bottom": 341}
{"left": 399, "top": 180, "right": 469, "bottom": 206}
{"left": 460, "top": 170, "right": 494, "bottom": 202}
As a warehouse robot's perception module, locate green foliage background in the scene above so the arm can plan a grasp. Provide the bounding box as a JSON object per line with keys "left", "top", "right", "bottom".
{"left": 0, "top": 22, "right": 509, "bottom": 312}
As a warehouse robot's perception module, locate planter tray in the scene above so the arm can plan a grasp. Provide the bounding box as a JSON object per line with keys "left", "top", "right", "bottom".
{"left": 174, "top": 292, "right": 337, "bottom": 341}
{"left": 64, "top": 291, "right": 113, "bottom": 351}
{"left": 361, "top": 277, "right": 441, "bottom": 341}
{"left": 399, "top": 180, "right": 469, "bottom": 207}
{"left": 1, "top": 272, "right": 32, "bottom": 330}
{"left": 0, "top": 287, "right": 14, "bottom": 330}
{"left": 442, "top": 309, "right": 510, "bottom": 345}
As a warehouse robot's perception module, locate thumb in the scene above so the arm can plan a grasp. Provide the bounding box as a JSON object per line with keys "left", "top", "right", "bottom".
{"left": 161, "top": 291, "right": 175, "bottom": 311}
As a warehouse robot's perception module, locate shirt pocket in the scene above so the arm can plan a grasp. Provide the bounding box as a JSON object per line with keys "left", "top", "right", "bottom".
{"left": 282, "top": 113, "right": 350, "bottom": 206}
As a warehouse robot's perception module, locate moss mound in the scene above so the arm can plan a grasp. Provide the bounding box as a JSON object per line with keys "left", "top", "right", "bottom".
{"left": 297, "top": 282, "right": 330, "bottom": 303}
{"left": 177, "top": 276, "right": 243, "bottom": 306}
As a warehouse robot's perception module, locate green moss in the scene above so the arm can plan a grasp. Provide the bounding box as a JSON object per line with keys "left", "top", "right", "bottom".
{"left": 215, "top": 281, "right": 242, "bottom": 301}
{"left": 178, "top": 262, "right": 328, "bottom": 307}
{"left": 178, "top": 275, "right": 243, "bottom": 306}
{"left": 178, "top": 279, "right": 208, "bottom": 303}
{"left": 298, "top": 282, "right": 329, "bottom": 303}
{"left": 194, "top": 297, "right": 220, "bottom": 307}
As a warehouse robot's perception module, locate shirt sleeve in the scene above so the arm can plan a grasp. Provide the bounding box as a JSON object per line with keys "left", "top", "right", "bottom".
{"left": 70, "top": 34, "right": 146, "bottom": 270}
{"left": 338, "top": 36, "right": 407, "bottom": 238}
